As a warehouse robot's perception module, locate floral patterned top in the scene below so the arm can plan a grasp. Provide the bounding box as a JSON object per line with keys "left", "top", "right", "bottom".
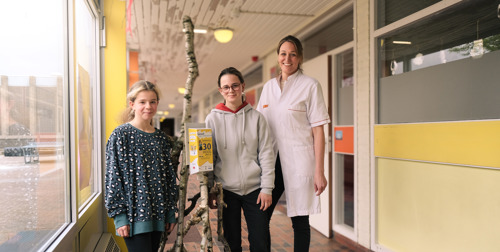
{"left": 105, "top": 123, "right": 178, "bottom": 236}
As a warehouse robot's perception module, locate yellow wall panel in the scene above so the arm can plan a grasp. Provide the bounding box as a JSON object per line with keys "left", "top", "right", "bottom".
{"left": 377, "top": 158, "right": 500, "bottom": 252}
{"left": 104, "top": 0, "right": 127, "bottom": 139}
{"left": 374, "top": 121, "right": 500, "bottom": 168}
{"left": 104, "top": 0, "right": 127, "bottom": 250}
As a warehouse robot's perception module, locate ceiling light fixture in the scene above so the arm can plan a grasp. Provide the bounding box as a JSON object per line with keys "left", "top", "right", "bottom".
{"left": 213, "top": 28, "right": 234, "bottom": 43}
{"left": 191, "top": 26, "right": 234, "bottom": 43}
{"left": 168, "top": 103, "right": 175, "bottom": 109}
{"left": 393, "top": 40, "right": 412, "bottom": 45}
{"left": 193, "top": 28, "right": 208, "bottom": 34}
{"left": 178, "top": 87, "right": 186, "bottom": 94}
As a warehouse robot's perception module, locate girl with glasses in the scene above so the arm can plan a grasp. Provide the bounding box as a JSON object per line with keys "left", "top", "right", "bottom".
{"left": 205, "top": 67, "right": 275, "bottom": 252}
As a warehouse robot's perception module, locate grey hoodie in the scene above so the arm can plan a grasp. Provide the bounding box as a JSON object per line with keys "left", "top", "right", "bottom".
{"left": 205, "top": 102, "right": 275, "bottom": 196}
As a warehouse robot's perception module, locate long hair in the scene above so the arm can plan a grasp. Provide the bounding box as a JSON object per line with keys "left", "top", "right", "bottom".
{"left": 121, "top": 80, "right": 161, "bottom": 123}
{"left": 276, "top": 35, "right": 304, "bottom": 72}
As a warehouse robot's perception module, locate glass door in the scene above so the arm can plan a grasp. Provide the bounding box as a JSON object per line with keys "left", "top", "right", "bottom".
{"left": 332, "top": 48, "right": 355, "bottom": 238}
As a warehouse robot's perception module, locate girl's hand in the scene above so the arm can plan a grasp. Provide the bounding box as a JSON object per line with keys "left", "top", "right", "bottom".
{"left": 117, "top": 224, "right": 130, "bottom": 237}
{"left": 165, "top": 222, "right": 176, "bottom": 233}
{"left": 257, "top": 192, "right": 272, "bottom": 211}
{"left": 208, "top": 192, "right": 218, "bottom": 209}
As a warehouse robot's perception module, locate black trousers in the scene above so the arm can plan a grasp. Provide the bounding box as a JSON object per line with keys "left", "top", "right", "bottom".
{"left": 223, "top": 189, "right": 270, "bottom": 252}
{"left": 123, "top": 231, "right": 162, "bottom": 252}
{"left": 267, "top": 153, "right": 311, "bottom": 252}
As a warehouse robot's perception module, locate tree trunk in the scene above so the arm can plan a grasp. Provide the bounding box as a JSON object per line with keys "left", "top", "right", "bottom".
{"left": 158, "top": 15, "right": 198, "bottom": 252}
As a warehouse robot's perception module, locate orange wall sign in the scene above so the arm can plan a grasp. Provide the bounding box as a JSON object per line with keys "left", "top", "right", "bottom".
{"left": 334, "top": 126, "right": 354, "bottom": 154}
{"left": 128, "top": 50, "right": 139, "bottom": 86}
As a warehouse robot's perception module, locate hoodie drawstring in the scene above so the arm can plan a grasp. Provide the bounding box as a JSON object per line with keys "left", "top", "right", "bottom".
{"left": 242, "top": 108, "right": 246, "bottom": 145}
{"left": 223, "top": 114, "right": 227, "bottom": 149}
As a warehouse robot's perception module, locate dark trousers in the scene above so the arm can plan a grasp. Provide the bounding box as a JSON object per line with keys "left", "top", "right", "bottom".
{"left": 223, "top": 189, "right": 270, "bottom": 252}
{"left": 267, "top": 154, "right": 311, "bottom": 252}
{"left": 123, "top": 231, "right": 162, "bottom": 252}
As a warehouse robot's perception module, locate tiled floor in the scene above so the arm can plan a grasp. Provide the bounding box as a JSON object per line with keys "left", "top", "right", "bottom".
{"left": 0, "top": 154, "right": 355, "bottom": 251}
{"left": 165, "top": 174, "right": 356, "bottom": 252}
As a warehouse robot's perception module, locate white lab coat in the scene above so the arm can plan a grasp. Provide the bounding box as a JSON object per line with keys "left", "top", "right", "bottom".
{"left": 257, "top": 71, "right": 330, "bottom": 217}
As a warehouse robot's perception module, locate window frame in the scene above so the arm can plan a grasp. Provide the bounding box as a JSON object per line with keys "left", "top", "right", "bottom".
{"left": 43, "top": 0, "right": 103, "bottom": 250}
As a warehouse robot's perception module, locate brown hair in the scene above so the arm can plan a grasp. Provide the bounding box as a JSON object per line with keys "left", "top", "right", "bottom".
{"left": 217, "top": 67, "right": 245, "bottom": 88}
{"left": 121, "top": 80, "right": 161, "bottom": 123}
{"left": 276, "top": 35, "right": 304, "bottom": 71}
{"left": 217, "top": 67, "right": 246, "bottom": 103}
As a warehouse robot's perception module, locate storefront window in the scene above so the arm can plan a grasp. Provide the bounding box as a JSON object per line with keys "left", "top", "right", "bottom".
{"left": 377, "top": 0, "right": 500, "bottom": 123}
{"left": 376, "top": 0, "right": 441, "bottom": 29}
{"left": 304, "top": 10, "right": 353, "bottom": 61}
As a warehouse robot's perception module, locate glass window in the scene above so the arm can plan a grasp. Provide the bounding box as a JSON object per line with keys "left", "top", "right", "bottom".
{"left": 334, "top": 48, "right": 355, "bottom": 230}
{"left": 75, "top": 0, "right": 98, "bottom": 209}
{"left": 337, "top": 154, "right": 354, "bottom": 228}
{"left": 243, "top": 66, "right": 263, "bottom": 88}
{"left": 0, "top": 0, "right": 69, "bottom": 250}
{"left": 304, "top": 11, "right": 353, "bottom": 61}
{"left": 376, "top": 0, "right": 441, "bottom": 29}
{"left": 377, "top": 0, "right": 500, "bottom": 123}
{"left": 336, "top": 50, "right": 354, "bottom": 125}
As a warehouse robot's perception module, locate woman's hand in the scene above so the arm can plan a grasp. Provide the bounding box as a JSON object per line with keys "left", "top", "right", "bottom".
{"left": 117, "top": 224, "right": 130, "bottom": 237}
{"left": 314, "top": 172, "right": 327, "bottom": 196}
{"left": 257, "top": 192, "right": 272, "bottom": 211}
{"left": 165, "top": 222, "right": 176, "bottom": 233}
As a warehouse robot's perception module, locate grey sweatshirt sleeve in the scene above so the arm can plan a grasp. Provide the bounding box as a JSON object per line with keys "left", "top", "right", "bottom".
{"left": 257, "top": 113, "right": 275, "bottom": 195}
{"left": 205, "top": 114, "right": 217, "bottom": 189}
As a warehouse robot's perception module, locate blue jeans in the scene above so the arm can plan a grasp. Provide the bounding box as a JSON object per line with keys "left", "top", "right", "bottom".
{"left": 267, "top": 153, "right": 311, "bottom": 252}
{"left": 223, "top": 189, "right": 270, "bottom": 252}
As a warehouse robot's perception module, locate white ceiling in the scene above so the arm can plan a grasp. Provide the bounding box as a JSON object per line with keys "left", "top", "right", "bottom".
{"left": 127, "top": 0, "right": 346, "bottom": 116}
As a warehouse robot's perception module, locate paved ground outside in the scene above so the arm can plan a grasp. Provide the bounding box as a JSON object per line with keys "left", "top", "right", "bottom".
{"left": 0, "top": 155, "right": 66, "bottom": 252}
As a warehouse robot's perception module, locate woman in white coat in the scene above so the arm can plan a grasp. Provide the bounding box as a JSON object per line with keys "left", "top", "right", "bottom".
{"left": 257, "top": 35, "right": 330, "bottom": 251}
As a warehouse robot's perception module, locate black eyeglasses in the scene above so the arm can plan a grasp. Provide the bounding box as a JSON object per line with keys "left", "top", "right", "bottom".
{"left": 220, "top": 83, "right": 241, "bottom": 93}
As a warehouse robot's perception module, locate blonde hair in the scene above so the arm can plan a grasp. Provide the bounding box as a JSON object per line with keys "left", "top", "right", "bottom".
{"left": 121, "top": 80, "right": 161, "bottom": 123}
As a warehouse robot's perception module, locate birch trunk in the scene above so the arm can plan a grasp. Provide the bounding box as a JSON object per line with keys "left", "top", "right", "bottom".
{"left": 197, "top": 173, "right": 213, "bottom": 252}
{"left": 158, "top": 15, "right": 198, "bottom": 252}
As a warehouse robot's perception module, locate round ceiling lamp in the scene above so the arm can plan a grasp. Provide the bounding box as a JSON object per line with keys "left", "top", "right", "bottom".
{"left": 213, "top": 28, "right": 233, "bottom": 43}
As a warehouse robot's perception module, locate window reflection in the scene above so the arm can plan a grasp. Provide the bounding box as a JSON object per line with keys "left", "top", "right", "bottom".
{"left": 75, "top": 0, "right": 97, "bottom": 208}
{"left": 376, "top": 0, "right": 440, "bottom": 29}
{"left": 377, "top": 0, "right": 500, "bottom": 124}
{"left": 0, "top": 0, "right": 68, "bottom": 250}
{"left": 378, "top": 0, "right": 500, "bottom": 77}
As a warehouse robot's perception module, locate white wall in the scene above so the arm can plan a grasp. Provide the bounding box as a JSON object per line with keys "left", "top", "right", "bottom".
{"left": 355, "top": 0, "right": 372, "bottom": 248}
